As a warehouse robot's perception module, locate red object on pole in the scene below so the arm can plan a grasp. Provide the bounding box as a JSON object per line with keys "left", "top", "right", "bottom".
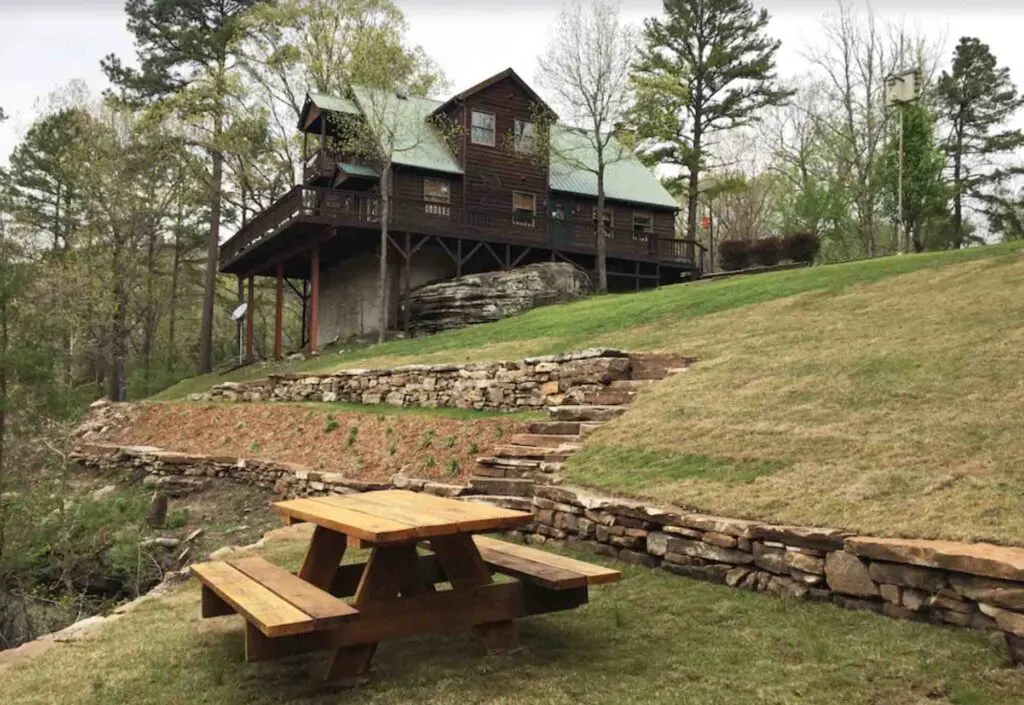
{"left": 274, "top": 262, "right": 284, "bottom": 361}
{"left": 701, "top": 215, "right": 711, "bottom": 231}
{"left": 309, "top": 246, "right": 320, "bottom": 354}
{"left": 245, "top": 275, "right": 255, "bottom": 361}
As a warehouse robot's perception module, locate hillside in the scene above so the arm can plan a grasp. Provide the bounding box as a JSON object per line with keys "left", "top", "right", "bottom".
{"left": 157, "top": 242, "right": 1024, "bottom": 545}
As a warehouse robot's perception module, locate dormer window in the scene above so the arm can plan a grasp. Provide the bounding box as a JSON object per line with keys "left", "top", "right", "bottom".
{"left": 514, "top": 119, "right": 535, "bottom": 154}
{"left": 471, "top": 110, "right": 496, "bottom": 146}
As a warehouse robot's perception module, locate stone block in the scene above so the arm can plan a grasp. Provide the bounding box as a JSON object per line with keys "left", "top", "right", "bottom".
{"left": 901, "top": 587, "right": 929, "bottom": 611}
{"left": 752, "top": 524, "right": 849, "bottom": 551}
{"left": 680, "top": 514, "right": 759, "bottom": 538}
{"left": 666, "top": 537, "right": 754, "bottom": 566}
{"left": 753, "top": 542, "right": 787, "bottom": 575}
{"left": 785, "top": 550, "right": 825, "bottom": 575}
{"left": 663, "top": 525, "right": 703, "bottom": 540}
{"left": 662, "top": 562, "right": 732, "bottom": 584}
{"left": 867, "top": 561, "right": 947, "bottom": 592}
{"left": 879, "top": 584, "right": 901, "bottom": 604}
{"left": 978, "top": 604, "right": 1024, "bottom": 636}
{"left": 702, "top": 531, "right": 738, "bottom": 549}
{"left": 948, "top": 573, "right": 1024, "bottom": 611}
{"left": 725, "top": 567, "right": 752, "bottom": 587}
{"left": 846, "top": 536, "right": 1024, "bottom": 583}
{"left": 647, "top": 531, "right": 669, "bottom": 557}
{"left": 825, "top": 551, "right": 879, "bottom": 598}
{"left": 619, "top": 550, "right": 659, "bottom": 568}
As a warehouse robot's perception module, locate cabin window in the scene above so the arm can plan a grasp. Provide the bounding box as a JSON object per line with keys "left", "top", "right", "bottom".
{"left": 593, "top": 207, "right": 614, "bottom": 234}
{"left": 512, "top": 191, "right": 536, "bottom": 227}
{"left": 471, "top": 110, "right": 496, "bottom": 146}
{"left": 423, "top": 177, "right": 451, "bottom": 216}
{"left": 633, "top": 211, "right": 653, "bottom": 236}
{"left": 514, "top": 119, "right": 535, "bottom": 154}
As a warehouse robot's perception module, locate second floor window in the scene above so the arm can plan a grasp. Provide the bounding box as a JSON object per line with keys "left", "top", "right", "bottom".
{"left": 513, "top": 191, "right": 536, "bottom": 227}
{"left": 633, "top": 211, "right": 653, "bottom": 236}
{"left": 593, "top": 207, "right": 614, "bottom": 234}
{"left": 424, "top": 177, "right": 451, "bottom": 216}
{"left": 514, "top": 119, "right": 535, "bottom": 154}
{"left": 471, "top": 110, "right": 496, "bottom": 146}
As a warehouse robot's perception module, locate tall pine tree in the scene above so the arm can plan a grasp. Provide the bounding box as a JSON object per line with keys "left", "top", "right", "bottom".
{"left": 936, "top": 37, "right": 1024, "bottom": 246}
{"left": 102, "top": 0, "right": 260, "bottom": 374}
{"left": 630, "top": 0, "right": 793, "bottom": 243}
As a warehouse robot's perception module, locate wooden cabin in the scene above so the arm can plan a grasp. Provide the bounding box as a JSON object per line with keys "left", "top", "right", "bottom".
{"left": 220, "top": 68, "right": 704, "bottom": 359}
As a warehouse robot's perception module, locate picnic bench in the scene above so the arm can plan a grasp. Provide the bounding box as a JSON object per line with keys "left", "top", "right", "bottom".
{"left": 191, "top": 490, "right": 620, "bottom": 683}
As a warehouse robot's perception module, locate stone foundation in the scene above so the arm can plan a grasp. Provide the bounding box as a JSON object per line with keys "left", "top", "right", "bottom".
{"left": 192, "top": 348, "right": 634, "bottom": 411}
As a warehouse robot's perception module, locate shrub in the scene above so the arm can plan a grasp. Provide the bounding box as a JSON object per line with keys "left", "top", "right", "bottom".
{"left": 748, "top": 237, "right": 783, "bottom": 267}
{"left": 781, "top": 231, "right": 821, "bottom": 263}
{"left": 718, "top": 239, "right": 751, "bottom": 271}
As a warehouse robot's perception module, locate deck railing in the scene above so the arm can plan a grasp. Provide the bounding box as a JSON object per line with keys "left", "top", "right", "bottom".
{"left": 220, "top": 185, "right": 704, "bottom": 270}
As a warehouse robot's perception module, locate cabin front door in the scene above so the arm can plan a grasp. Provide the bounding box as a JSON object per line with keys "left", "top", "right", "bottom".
{"left": 550, "top": 201, "right": 572, "bottom": 248}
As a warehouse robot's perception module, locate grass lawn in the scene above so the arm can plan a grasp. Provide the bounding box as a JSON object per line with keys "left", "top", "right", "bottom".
{"left": 3, "top": 531, "right": 1022, "bottom": 705}
{"left": 151, "top": 242, "right": 1024, "bottom": 545}
{"left": 153, "top": 243, "right": 1020, "bottom": 401}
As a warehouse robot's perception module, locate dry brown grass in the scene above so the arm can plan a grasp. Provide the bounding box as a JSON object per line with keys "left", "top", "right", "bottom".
{"left": 568, "top": 255, "right": 1024, "bottom": 545}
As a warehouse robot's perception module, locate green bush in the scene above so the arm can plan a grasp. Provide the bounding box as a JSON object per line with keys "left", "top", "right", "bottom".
{"left": 781, "top": 231, "right": 822, "bottom": 263}
{"left": 749, "top": 237, "right": 783, "bottom": 267}
{"left": 718, "top": 239, "right": 751, "bottom": 271}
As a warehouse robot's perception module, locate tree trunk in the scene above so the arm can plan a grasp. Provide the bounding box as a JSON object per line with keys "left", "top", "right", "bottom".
{"left": 107, "top": 229, "right": 127, "bottom": 402}
{"left": 595, "top": 170, "right": 608, "bottom": 293}
{"left": 952, "top": 130, "right": 964, "bottom": 248}
{"left": 141, "top": 225, "right": 157, "bottom": 393}
{"left": 198, "top": 104, "right": 225, "bottom": 374}
{"left": 166, "top": 210, "right": 181, "bottom": 373}
{"left": 377, "top": 164, "right": 391, "bottom": 344}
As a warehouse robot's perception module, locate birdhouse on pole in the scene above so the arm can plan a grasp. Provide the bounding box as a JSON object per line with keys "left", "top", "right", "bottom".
{"left": 885, "top": 70, "right": 920, "bottom": 107}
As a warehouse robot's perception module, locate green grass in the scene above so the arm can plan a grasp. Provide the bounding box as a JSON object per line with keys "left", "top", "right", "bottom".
{"left": 569, "top": 446, "right": 785, "bottom": 492}
{"left": 153, "top": 242, "right": 1021, "bottom": 401}
{"left": 3, "top": 532, "right": 1022, "bottom": 705}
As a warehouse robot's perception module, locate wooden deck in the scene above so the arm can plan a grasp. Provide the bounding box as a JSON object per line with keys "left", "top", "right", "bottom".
{"left": 220, "top": 185, "right": 705, "bottom": 277}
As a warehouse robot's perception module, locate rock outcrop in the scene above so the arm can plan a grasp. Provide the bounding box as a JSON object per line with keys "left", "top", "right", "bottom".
{"left": 404, "top": 262, "right": 593, "bottom": 335}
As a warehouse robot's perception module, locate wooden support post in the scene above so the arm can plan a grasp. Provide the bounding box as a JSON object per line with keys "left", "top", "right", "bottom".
{"left": 456, "top": 240, "right": 463, "bottom": 277}
{"left": 245, "top": 274, "right": 255, "bottom": 361}
{"left": 300, "top": 279, "right": 308, "bottom": 348}
{"left": 309, "top": 246, "right": 320, "bottom": 353}
{"left": 274, "top": 263, "right": 284, "bottom": 361}
{"left": 635, "top": 261, "right": 641, "bottom": 292}
{"left": 403, "top": 232, "right": 411, "bottom": 335}
{"left": 235, "top": 276, "right": 243, "bottom": 360}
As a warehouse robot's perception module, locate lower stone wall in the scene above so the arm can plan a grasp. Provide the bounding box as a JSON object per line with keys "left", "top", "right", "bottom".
{"left": 72, "top": 444, "right": 1024, "bottom": 665}
{"left": 192, "top": 348, "right": 633, "bottom": 411}
{"left": 522, "top": 485, "right": 1024, "bottom": 664}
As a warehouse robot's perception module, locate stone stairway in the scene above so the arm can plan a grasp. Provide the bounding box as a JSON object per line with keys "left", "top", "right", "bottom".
{"left": 467, "top": 353, "right": 692, "bottom": 510}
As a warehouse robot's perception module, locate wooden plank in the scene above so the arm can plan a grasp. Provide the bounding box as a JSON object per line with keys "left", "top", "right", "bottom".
{"left": 474, "top": 535, "right": 622, "bottom": 586}
{"left": 228, "top": 556, "right": 358, "bottom": 629}
{"left": 191, "top": 562, "right": 314, "bottom": 638}
{"left": 272, "top": 497, "right": 419, "bottom": 543}
{"left": 311, "top": 494, "right": 458, "bottom": 538}
{"left": 370, "top": 490, "right": 532, "bottom": 532}
{"left": 475, "top": 543, "right": 589, "bottom": 590}
{"left": 327, "top": 555, "right": 445, "bottom": 598}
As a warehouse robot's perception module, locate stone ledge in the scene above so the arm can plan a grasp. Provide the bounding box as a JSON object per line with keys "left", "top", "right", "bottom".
{"left": 846, "top": 537, "right": 1024, "bottom": 583}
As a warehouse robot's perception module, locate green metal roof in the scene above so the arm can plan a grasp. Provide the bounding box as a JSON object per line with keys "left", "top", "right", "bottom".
{"left": 349, "top": 86, "right": 463, "bottom": 175}
{"left": 302, "top": 88, "right": 675, "bottom": 208}
{"left": 306, "top": 92, "right": 361, "bottom": 116}
{"left": 548, "top": 125, "right": 678, "bottom": 209}
{"left": 337, "top": 162, "right": 378, "bottom": 178}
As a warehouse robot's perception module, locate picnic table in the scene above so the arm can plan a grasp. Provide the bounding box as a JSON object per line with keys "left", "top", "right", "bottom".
{"left": 191, "top": 489, "right": 621, "bottom": 684}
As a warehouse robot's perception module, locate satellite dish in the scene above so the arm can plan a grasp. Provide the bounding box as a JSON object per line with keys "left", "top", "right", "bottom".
{"left": 231, "top": 303, "right": 249, "bottom": 321}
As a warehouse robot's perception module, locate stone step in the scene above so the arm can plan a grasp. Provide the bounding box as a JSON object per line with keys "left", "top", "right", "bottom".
{"left": 508, "top": 433, "right": 583, "bottom": 448}
{"left": 462, "top": 495, "right": 534, "bottom": 512}
{"left": 492, "top": 445, "right": 577, "bottom": 461}
{"left": 608, "top": 379, "right": 655, "bottom": 391}
{"left": 547, "top": 405, "right": 628, "bottom": 422}
{"left": 469, "top": 476, "right": 536, "bottom": 498}
{"left": 629, "top": 353, "right": 696, "bottom": 380}
{"left": 580, "top": 422, "right": 604, "bottom": 436}
{"left": 526, "top": 421, "right": 582, "bottom": 435}
{"left": 581, "top": 390, "right": 636, "bottom": 406}
{"left": 476, "top": 456, "right": 563, "bottom": 472}
{"left": 474, "top": 461, "right": 562, "bottom": 479}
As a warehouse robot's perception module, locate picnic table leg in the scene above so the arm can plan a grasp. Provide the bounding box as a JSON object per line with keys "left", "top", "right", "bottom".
{"left": 325, "top": 542, "right": 433, "bottom": 684}
{"left": 429, "top": 534, "right": 521, "bottom": 655}
{"left": 298, "top": 526, "right": 348, "bottom": 589}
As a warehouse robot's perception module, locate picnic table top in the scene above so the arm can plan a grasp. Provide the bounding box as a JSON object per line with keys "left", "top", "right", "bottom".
{"left": 273, "top": 490, "right": 533, "bottom": 544}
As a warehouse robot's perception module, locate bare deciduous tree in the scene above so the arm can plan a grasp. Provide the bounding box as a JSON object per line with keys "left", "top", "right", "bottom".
{"left": 536, "top": 0, "right": 636, "bottom": 293}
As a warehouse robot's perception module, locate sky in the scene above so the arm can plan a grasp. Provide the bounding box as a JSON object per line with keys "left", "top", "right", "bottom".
{"left": 1, "top": 0, "right": 1023, "bottom": 165}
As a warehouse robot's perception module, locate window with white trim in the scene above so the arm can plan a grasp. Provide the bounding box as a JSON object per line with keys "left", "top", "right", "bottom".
{"left": 423, "top": 177, "right": 451, "bottom": 216}
{"left": 633, "top": 211, "right": 653, "bottom": 236}
{"left": 513, "top": 119, "right": 535, "bottom": 154}
{"left": 512, "top": 192, "right": 536, "bottom": 227}
{"left": 471, "top": 110, "right": 496, "bottom": 146}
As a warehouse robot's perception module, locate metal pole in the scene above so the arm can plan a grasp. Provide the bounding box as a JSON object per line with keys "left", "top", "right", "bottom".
{"left": 897, "top": 105, "right": 905, "bottom": 255}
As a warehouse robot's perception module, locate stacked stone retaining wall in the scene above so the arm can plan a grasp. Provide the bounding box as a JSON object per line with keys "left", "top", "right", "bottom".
{"left": 192, "top": 348, "right": 634, "bottom": 411}
{"left": 73, "top": 442, "right": 1024, "bottom": 665}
